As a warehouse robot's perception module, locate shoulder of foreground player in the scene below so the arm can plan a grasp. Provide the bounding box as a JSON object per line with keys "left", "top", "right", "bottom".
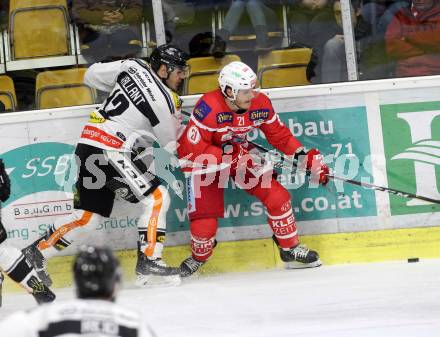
{"left": 53, "top": 299, "right": 140, "bottom": 321}
{"left": 201, "top": 89, "right": 225, "bottom": 108}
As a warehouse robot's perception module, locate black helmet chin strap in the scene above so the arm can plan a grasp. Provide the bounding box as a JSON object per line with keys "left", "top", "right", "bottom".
{"left": 164, "top": 65, "right": 175, "bottom": 80}
{"left": 152, "top": 64, "right": 172, "bottom": 84}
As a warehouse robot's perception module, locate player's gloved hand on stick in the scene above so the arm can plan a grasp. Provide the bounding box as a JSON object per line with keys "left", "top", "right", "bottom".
{"left": 304, "top": 148, "right": 329, "bottom": 186}
{"left": 293, "top": 148, "right": 329, "bottom": 186}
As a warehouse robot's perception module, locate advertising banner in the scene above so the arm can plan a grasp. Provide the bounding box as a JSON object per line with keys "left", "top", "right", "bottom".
{"left": 381, "top": 101, "right": 440, "bottom": 215}
{"left": 0, "top": 79, "right": 439, "bottom": 251}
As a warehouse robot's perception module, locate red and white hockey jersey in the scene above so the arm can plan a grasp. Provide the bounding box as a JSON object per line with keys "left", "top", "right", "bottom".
{"left": 178, "top": 89, "right": 303, "bottom": 169}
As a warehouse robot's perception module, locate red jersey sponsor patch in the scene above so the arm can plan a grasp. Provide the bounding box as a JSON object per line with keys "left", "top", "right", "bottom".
{"left": 81, "top": 125, "right": 123, "bottom": 149}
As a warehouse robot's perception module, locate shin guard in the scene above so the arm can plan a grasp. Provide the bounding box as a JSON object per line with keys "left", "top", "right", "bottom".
{"left": 267, "top": 200, "right": 299, "bottom": 249}
{"left": 138, "top": 186, "right": 169, "bottom": 259}
{"left": 190, "top": 218, "right": 217, "bottom": 262}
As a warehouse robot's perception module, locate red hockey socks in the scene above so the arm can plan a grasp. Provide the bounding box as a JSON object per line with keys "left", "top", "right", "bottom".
{"left": 190, "top": 218, "right": 218, "bottom": 261}
{"left": 266, "top": 194, "right": 299, "bottom": 249}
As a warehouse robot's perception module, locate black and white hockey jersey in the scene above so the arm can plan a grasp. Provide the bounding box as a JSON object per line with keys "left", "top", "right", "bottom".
{"left": 0, "top": 299, "right": 156, "bottom": 337}
{"left": 79, "top": 59, "right": 184, "bottom": 154}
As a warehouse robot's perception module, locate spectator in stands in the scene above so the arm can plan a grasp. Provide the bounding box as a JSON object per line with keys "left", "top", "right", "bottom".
{"left": 72, "top": 0, "right": 143, "bottom": 63}
{"left": 189, "top": 32, "right": 219, "bottom": 57}
{"left": 149, "top": 0, "right": 220, "bottom": 55}
{"left": 385, "top": 0, "right": 440, "bottom": 77}
{"left": 142, "top": 0, "right": 192, "bottom": 46}
{"left": 361, "top": 0, "right": 411, "bottom": 34}
{"left": 287, "top": 0, "right": 332, "bottom": 82}
{"left": 0, "top": 0, "right": 7, "bottom": 30}
{"left": 289, "top": 0, "right": 331, "bottom": 48}
{"left": 213, "top": 0, "right": 279, "bottom": 57}
{"left": 162, "top": 0, "right": 196, "bottom": 44}
{"left": 310, "top": 0, "right": 371, "bottom": 83}
{"left": 359, "top": 0, "right": 410, "bottom": 79}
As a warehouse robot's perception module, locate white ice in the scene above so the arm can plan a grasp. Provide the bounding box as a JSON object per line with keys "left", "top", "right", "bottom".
{"left": 1, "top": 260, "right": 440, "bottom": 337}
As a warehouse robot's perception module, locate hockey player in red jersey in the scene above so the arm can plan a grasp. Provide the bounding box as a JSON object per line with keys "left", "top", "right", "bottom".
{"left": 177, "top": 61, "right": 329, "bottom": 277}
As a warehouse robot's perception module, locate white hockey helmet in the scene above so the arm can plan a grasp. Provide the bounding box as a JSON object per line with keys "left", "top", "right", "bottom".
{"left": 218, "top": 61, "right": 257, "bottom": 102}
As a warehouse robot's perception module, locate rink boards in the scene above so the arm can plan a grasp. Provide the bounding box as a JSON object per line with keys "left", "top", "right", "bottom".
{"left": 0, "top": 75, "right": 439, "bottom": 288}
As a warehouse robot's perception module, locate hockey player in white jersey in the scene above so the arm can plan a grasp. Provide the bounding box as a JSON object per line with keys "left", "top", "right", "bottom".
{"left": 0, "top": 245, "right": 158, "bottom": 337}
{"left": 0, "top": 159, "right": 55, "bottom": 305}
{"left": 22, "top": 44, "right": 189, "bottom": 287}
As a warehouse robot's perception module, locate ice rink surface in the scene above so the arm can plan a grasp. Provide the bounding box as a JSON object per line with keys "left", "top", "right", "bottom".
{"left": 1, "top": 260, "right": 440, "bottom": 337}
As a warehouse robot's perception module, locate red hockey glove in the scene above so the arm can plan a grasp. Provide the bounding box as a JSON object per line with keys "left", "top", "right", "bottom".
{"left": 304, "top": 148, "right": 329, "bottom": 186}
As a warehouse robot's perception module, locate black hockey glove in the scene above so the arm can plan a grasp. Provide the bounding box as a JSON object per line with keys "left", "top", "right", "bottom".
{"left": 0, "top": 159, "right": 11, "bottom": 202}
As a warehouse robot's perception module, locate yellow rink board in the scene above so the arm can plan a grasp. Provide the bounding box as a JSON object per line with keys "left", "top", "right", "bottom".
{"left": 3, "top": 226, "right": 440, "bottom": 293}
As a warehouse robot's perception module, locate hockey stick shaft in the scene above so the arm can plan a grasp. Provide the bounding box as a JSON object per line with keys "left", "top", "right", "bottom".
{"left": 327, "top": 175, "right": 440, "bottom": 204}
{"left": 249, "top": 141, "right": 440, "bottom": 204}
{"left": 181, "top": 110, "right": 440, "bottom": 204}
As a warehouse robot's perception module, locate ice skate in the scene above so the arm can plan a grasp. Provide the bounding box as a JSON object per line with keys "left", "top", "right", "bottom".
{"left": 273, "top": 236, "right": 322, "bottom": 269}
{"left": 179, "top": 256, "right": 205, "bottom": 278}
{"left": 22, "top": 239, "right": 52, "bottom": 287}
{"left": 27, "top": 275, "right": 56, "bottom": 304}
{"left": 135, "top": 249, "right": 181, "bottom": 287}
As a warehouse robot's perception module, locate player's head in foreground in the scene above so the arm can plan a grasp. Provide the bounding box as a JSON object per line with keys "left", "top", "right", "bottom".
{"left": 219, "top": 61, "right": 258, "bottom": 112}
{"left": 73, "top": 245, "right": 122, "bottom": 301}
{"left": 149, "top": 44, "right": 189, "bottom": 92}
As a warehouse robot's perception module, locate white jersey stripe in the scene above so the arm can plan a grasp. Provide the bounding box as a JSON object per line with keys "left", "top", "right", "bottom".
{"left": 268, "top": 209, "right": 293, "bottom": 220}
{"left": 264, "top": 113, "right": 279, "bottom": 125}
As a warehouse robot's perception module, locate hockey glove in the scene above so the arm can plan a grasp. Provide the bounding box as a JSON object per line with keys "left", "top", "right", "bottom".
{"left": 304, "top": 148, "right": 329, "bottom": 186}
{"left": 0, "top": 159, "right": 11, "bottom": 202}
{"left": 293, "top": 148, "right": 329, "bottom": 186}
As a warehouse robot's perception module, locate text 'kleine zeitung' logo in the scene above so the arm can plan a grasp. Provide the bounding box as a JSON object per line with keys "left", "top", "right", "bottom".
{"left": 390, "top": 110, "right": 440, "bottom": 206}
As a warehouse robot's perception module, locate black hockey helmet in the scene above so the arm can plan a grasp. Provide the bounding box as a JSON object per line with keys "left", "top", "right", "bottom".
{"left": 73, "top": 245, "right": 121, "bottom": 300}
{"left": 149, "top": 44, "right": 189, "bottom": 74}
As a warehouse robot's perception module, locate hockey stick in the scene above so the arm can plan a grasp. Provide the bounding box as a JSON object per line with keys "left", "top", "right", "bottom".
{"left": 181, "top": 110, "right": 440, "bottom": 204}
{"left": 249, "top": 141, "right": 440, "bottom": 204}
{"left": 0, "top": 272, "right": 3, "bottom": 307}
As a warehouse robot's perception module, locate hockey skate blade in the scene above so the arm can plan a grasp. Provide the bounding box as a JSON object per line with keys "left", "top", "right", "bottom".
{"left": 284, "top": 259, "right": 322, "bottom": 269}
{"left": 135, "top": 274, "right": 181, "bottom": 288}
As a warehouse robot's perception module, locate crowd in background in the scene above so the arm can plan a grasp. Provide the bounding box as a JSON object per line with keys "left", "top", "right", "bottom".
{"left": 1, "top": 0, "right": 440, "bottom": 112}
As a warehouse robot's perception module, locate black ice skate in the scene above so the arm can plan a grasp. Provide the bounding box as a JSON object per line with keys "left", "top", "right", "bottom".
{"left": 135, "top": 246, "right": 181, "bottom": 287}
{"left": 273, "top": 236, "right": 322, "bottom": 269}
{"left": 179, "top": 256, "right": 205, "bottom": 278}
{"left": 22, "top": 239, "right": 52, "bottom": 287}
{"left": 27, "top": 275, "right": 56, "bottom": 304}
